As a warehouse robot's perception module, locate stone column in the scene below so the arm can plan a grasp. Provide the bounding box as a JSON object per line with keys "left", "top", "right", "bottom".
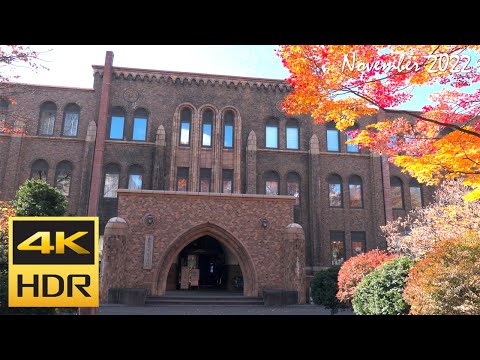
{"left": 99, "top": 217, "right": 128, "bottom": 303}
{"left": 152, "top": 125, "right": 166, "bottom": 190}
{"left": 1, "top": 118, "right": 25, "bottom": 200}
{"left": 190, "top": 110, "right": 201, "bottom": 192}
{"left": 78, "top": 121, "right": 96, "bottom": 215}
{"left": 246, "top": 130, "right": 257, "bottom": 194}
{"left": 233, "top": 113, "right": 242, "bottom": 193}
{"left": 283, "top": 223, "right": 306, "bottom": 304}
{"left": 308, "top": 134, "right": 320, "bottom": 267}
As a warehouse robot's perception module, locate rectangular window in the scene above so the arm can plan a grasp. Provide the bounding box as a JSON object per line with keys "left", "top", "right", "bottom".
{"left": 133, "top": 117, "right": 147, "bottom": 141}
{"left": 266, "top": 125, "right": 278, "bottom": 148}
{"left": 351, "top": 231, "right": 366, "bottom": 256}
{"left": 180, "top": 121, "right": 190, "bottom": 146}
{"left": 286, "top": 127, "right": 299, "bottom": 149}
{"left": 392, "top": 186, "right": 404, "bottom": 209}
{"left": 222, "top": 169, "right": 233, "bottom": 194}
{"left": 327, "top": 129, "right": 340, "bottom": 152}
{"left": 128, "top": 174, "right": 143, "bottom": 190}
{"left": 63, "top": 112, "right": 79, "bottom": 137}
{"left": 266, "top": 180, "right": 279, "bottom": 195}
{"left": 410, "top": 187, "right": 422, "bottom": 208}
{"left": 330, "top": 231, "right": 345, "bottom": 265}
{"left": 349, "top": 184, "right": 363, "bottom": 208}
{"left": 202, "top": 123, "right": 212, "bottom": 147}
{"left": 104, "top": 173, "right": 119, "bottom": 198}
{"left": 177, "top": 167, "right": 189, "bottom": 192}
{"left": 346, "top": 134, "right": 359, "bottom": 153}
{"left": 200, "top": 168, "right": 212, "bottom": 192}
{"left": 39, "top": 112, "right": 55, "bottom": 136}
{"left": 224, "top": 124, "right": 233, "bottom": 148}
{"left": 110, "top": 116, "right": 124, "bottom": 140}
{"left": 329, "top": 183, "right": 342, "bottom": 207}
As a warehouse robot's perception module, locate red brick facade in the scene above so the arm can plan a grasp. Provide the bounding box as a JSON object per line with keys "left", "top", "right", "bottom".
{"left": 0, "top": 52, "right": 435, "bottom": 302}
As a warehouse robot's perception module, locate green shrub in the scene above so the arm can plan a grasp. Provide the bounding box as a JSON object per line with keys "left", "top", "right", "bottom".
{"left": 12, "top": 179, "right": 67, "bottom": 217}
{"left": 352, "top": 256, "right": 413, "bottom": 315}
{"left": 310, "top": 266, "right": 346, "bottom": 314}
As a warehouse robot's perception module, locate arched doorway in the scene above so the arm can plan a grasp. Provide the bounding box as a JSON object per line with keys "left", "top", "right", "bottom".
{"left": 154, "top": 222, "right": 258, "bottom": 297}
{"left": 166, "top": 235, "right": 244, "bottom": 291}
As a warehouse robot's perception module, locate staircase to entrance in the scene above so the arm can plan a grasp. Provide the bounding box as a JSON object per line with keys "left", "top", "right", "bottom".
{"left": 146, "top": 290, "right": 264, "bottom": 306}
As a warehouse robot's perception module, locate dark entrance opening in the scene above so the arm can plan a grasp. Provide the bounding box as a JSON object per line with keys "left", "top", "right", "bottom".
{"left": 176, "top": 236, "right": 237, "bottom": 290}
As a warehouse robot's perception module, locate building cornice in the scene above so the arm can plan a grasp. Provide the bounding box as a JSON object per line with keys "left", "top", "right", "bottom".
{"left": 92, "top": 65, "right": 291, "bottom": 92}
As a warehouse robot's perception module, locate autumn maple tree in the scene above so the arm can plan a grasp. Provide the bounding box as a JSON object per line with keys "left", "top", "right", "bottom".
{"left": 278, "top": 45, "right": 480, "bottom": 200}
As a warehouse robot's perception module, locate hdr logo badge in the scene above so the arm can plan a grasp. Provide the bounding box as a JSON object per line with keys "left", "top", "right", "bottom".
{"left": 9, "top": 217, "right": 99, "bottom": 307}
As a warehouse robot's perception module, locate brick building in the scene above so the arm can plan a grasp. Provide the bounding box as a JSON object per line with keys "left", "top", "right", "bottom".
{"left": 0, "top": 51, "right": 432, "bottom": 303}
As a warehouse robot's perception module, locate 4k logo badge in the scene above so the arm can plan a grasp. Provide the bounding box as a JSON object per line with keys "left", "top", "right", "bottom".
{"left": 9, "top": 217, "right": 99, "bottom": 307}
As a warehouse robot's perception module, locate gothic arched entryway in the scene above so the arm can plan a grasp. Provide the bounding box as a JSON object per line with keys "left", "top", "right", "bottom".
{"left": 154, "top": 222, "right": 258, "bottom": 297}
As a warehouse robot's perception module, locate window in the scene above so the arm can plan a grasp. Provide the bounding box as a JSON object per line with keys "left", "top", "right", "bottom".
{"left": 349, "top": 175, "right": 363, "bottom": 208}
{"left": 54, "top": 161, "right": 73, "bottom": 196}
{"left": 30, "top": 159, "right": 48, "bottom": 181}
{"left": 287, "top": 172, "right": 300, "bottom": 205}
{"left": 286, "top": 119, "right": 299, "bottom": 150}
{"left": 387, "top": 135, "right": 397, "bottom": 149}
{"left": 222, "top": 169, "right": 233, "bottom": 193}
{"left": 202, "top": 109, "right": 214, "bottom": 147}
{"left": 62, "top": 104, "right": 80, "bottom": 137}
{"left": 264, "top": 171, "right": 280, "bottom": 195}
{"left": 265, "top": 118, "right": 279, "bottom": 148}
{"left": 326, "top": 122, "right": 340, "bottom": 152}
{"left": 390, "top": 176, "right": 404, "bottom": 209}
{"left": 103, "top": 164, "right": 120, "bottom": 198}
{"left": 223, "top": 110, "right": 234, "bottom": 148}
{"left": 38, "top": 102, "right": 56, "bottom": 136}
{"left": 200, "top": 168, "right": 212, "bottom": 192}
{"left": 132, "top": 108, "right": 148, "bottom": 141}
{"left": 0, "top": 98, "right": 9, "bottom": 132}
{"left": 331, "top": 231, "right": 345, "bottom": 265}
{"left": 128, "top": 165, "right": 143, "bottom": 190}
{"left": 109, "top": 107, "right": 125, "bottom": 140}
{"left": 179, "top": 107, "right": 192, "bottom": 146}
{"left": 177, "top": 167, "right": 189, "bottom": 191}
{"left": 351, "top": 231, "right": 366, "bottom": 256}
{"left": 409, "top": 179, "right": 423, "bottom": 208}
{"left": 346, "top": 124, "right": 359, "bottom": 153}
{"left": 328, "top": 174, "right": 343, "bottom": 207}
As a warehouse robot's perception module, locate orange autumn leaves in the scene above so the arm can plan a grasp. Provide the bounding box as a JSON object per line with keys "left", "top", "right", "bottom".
{"left": 278, "top": 45, "right": 480, "bottom": 200}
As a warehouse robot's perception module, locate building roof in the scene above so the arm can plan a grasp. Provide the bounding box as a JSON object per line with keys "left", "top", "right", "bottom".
{"left": 92, "top": 65, "right": 291, "bottom": 92}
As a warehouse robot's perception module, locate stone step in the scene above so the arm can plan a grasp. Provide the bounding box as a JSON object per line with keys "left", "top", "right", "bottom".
{"left": 146, "top": 296, "right": 264, "bottom": 306}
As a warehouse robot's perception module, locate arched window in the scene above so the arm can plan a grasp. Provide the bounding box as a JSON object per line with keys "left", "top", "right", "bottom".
{"left": 109, "top": 107, "right": 125, "bottom": 140}
{"left": 326, "top": 122, "right": 340, "bottom": 152}
{"left": 62, "top": 103, "right": 80, "bottom": 137}
{"left": 38, "top": 102, "right": 56, "bottom": 136}
{"left": 328, "top": 174, "right": 343, "bottom": 207}
{"left": 128, "top": 164, "right": 144, "bottom": 190}
{"left": 264, "top": 171, "right": 280, "bottom": 195}
{"left": 265, "top": 118, "right": 279, "bottom": 148}
{"left": 30, "top": 159, "right": 48, "bottom": 181}
{"left": 390, "top": 176, "right": 404, "bottom": 209}
{"left": 223, "top": 110, "right": 234, "bottom": 148}
{"left": 286, "top": 119, "right": 299, "bottom": 150}
{"left": 409, "top": 179, "right": 423, "bottom": 208}
{"left": 202, "top": 109, "right": 214, "bottom": 147}
{"left": 179, "top": 107, "right": 192, "bottom": 146}
{"left": 103, "top": 163, "right": 121, "bottom": 198}
{"left": 346, "top": 123, "right": 359, "bottom": 153}
{"left": 54, "top": 161, "right": 73, "bottom": 196}
{"left": 349, "top": 175, "right": 363, "bottom": 208}
{"left": 287, "top": 172, "right": 301, "bottom": 205}
{"left": 132, "top": 108, "right": 148, "bottom": 141}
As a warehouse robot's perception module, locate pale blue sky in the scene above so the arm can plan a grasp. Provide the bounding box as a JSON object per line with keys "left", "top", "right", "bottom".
{"left": 9, "top": 45, "right": 480, "bottom": 111}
